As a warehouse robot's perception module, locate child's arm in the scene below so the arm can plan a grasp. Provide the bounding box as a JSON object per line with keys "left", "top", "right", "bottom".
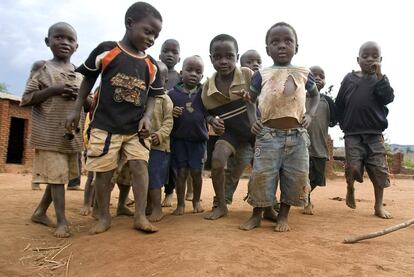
{"left": 65, "top": 76, "right": 97, "bottom": 132}
{"left": 151, "top": 96, "right": 173, "bottom": 146}
{"left": 334, "top": 75, "right": 349, "bottom": 128}
{"left": 302, "top": 86, "right": 320, "bottom": 128}
{"left": 373, "top": 66, "right": 394, "bottom": 105}
{"left": 323, "top": 95, "right": 338, "bottom": 127}
{"left": 20, "top": 61, "right": 77, "bottom": 107}
{"left": 138, "top": 96, "right": 155, "bottom": 138}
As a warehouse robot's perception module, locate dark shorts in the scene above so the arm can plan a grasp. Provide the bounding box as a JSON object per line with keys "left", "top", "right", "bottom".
{"left": 309, "top": 156, "right": 326, "bottom": 187}
{"left": 344, "top": 134, "right": 390, "bottom": 188}
{"left": 171, "top": 139, "right": 206, "bottom": 170}
{"left": 148, "top": 149, "right": 170, "bottom": 189}
{"left": 216, "top": 130, "right": 254, "bottom": 155}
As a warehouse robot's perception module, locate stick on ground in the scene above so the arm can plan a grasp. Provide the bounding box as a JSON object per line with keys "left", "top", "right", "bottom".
{"left": 343, "top": 218, "right": 414, "bottom": 244}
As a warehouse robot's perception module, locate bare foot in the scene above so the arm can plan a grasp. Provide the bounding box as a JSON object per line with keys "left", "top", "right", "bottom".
{"left": 91, "top": 208, "right": 98, "bottom": 220}
{"left": 185, "top": 192, "right": 193, "bottom": 201}
{"left": 375, "top": 206, "right": 392, "bottom": 219}
{"left": 134, "top": 216, "right": 158, "bottom": 233}
{"left": 346, "top": 186, "right": 356, "bottom": 209}
{"left": 161, "top": 193, "right": 173, "bottom": 207}
{"left": 204, "top": 206, "right": 228, "bottom": 220}
{"left": 31, "top": 212, "right": 56, "bottom": 228}
{"left": 54, "top": 224, "right": 70, "bottom": 238}
{"left": 116, "top": 206, "right": 134, "bottom": 217}
{"left": 79, "top": 206, "right": 92, "bottom": 216}
{"left": 302, "top": 203, "right": 314, "bottom": 215}
{"left": 149, "top": 209, "right": 164, "bottom": 222}
{"left": 274, "top": 218, "right": 290, "bottom": 232}
{"left": 89, "top": 218, "right": 111, "bottom": 235}
{"left": 172, "top": 205, "right": 185, "bottom": 215}
{"left": 239, "top": 214, "right": 261, "bottom": 231}
{"left": 192, "top": 201, "right": 204, "bottom": 213}
{"left": 263, "top": 207, "right": 278, "bottom": 221}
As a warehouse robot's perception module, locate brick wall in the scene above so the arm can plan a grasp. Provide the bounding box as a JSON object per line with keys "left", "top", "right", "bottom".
{"left": 0, "top": 98, "right": 33, "bottom": 173}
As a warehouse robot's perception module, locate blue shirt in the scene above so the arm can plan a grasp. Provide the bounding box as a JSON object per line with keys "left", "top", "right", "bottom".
{"left": 168, "top": 83, "right": 209, "bottom": 142}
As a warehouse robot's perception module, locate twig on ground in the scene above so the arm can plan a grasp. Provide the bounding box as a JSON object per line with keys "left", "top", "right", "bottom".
{"left": 343, "top": 218, "right": 414, "bottom": 244}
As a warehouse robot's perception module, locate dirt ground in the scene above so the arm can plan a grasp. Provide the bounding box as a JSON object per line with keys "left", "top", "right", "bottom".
{"left": 0, "top": 173, "right": 413, "bottom": 276}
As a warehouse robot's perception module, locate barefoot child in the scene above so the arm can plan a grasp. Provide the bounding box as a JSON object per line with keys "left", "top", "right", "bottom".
{"left": 159, "top": 39, "right": 181, "bottom": 90}
{"left": 239, "top": 22, "right": 320, "bottom": 231}
{"left": 303, "top": 65, "right": 337, "bottom": 215}
{"left": 66, "top": 2, "right": 163, "bottom": 234}
{"left": 220, "top": 49, "right": 261, "bottom": 205}
{"left": 202, "top": 34, "right": 256, "bottom": 220}
{"left": 240, "top": 49, "right": 262, "bottom": 72}
{"left": 146, "top": 61, "right": 173, "bottom": 222}
{"left": 335, "top": 41, "right": 394, "bottom": 219}
{"left": 168, "top": 55, "right": 207, "bottom": 215}
{"left": 21, "top": 22, "right": 83, "bottom": 237}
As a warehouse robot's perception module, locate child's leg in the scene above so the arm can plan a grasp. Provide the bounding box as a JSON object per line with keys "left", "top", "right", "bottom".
{"left": 162, "top": 167, "right": 176, "bottom": 207}
{"left": 190, "top": 169, "right": 204, "bottom": 213}
{"left": 89, "top": 170, "right": 113, "bottom": 235}
{"left": 302, "top": 185, "right": 316, "bottom": 215}
{"left": 50, "top": 184, "right": 70, "bottom": 238}
{"left": 239, "top": 207, "right": 263, "bottom": 230}
{"left": 116, "top": 184, "right": 134, "bottom": 216}
{"left": 128, "top": 160, "right": 158, "bottom": 233}
{"left": 185, "top": 175, "right": 194, "bottom": 201}
{"left": 31, "top": 184, "right": 55, "bottom": 227}
{"left": 204, "top": 143, "right": 232, "bottom": 220}
{"left": 148, "top": 188, "right": 163, "bottom": 222}
{"left": 373, "top": 186, "right": 391, "bottom": 218}
{"left": 172, "top": 167, "right": 189, "bottom": 215}
{"left": 224, "top": 142, "right": 253, "bottom": 204}
{"left": 80, "top": 171, "right": 95, "bottom": 216}
{"left": 275, "top": 203, "right": 291, "bottom": 232}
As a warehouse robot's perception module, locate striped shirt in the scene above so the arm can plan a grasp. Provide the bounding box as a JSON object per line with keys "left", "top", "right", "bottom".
{"left": 21, "top": 61, "right": 84, "bottom": 153}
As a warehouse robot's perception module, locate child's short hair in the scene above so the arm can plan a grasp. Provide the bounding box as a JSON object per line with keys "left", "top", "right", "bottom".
{"left": 47, "top": 22, "right": 76, "bottom": 38}
{"left": 124, "top": 2, "right": 162, "bottom": 25}
{"left": 209, "top": 34, "right": 238, "bottom": 54}
{"left": 265, "top": 22, "right": 298, "bottom": 45}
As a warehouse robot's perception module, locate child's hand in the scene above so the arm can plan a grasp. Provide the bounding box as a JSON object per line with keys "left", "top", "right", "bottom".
{"left": 301, "top": 114, "right": 312, "bottom": 128}
{"left": 172, "top": 106, "right": 184, "bottom": 118}
{"left": 53, "top": 84, "right": 78, "bottom": 97}
{"left": 251, "top": 120, "right": 263, "bottom": 135}
{"left": 371, "top": 62, "right": 383, "bottom": 79}
{"left": 210, "top": 116, "right": 225, "bottom": 135}
{"left": 151, "top": 133, "right": 160, "bottom": 145}
{"left": 65, "top": 110, "right": 81, "bottom": 133}
{"left": 232, "top": 89, "right": 252, "bottom": 103}
{"left": 138, "top": 116, "right": 152, "bottom": 138}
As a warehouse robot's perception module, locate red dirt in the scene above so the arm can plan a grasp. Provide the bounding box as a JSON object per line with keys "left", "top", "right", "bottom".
{"left": 0, "top": 173, "right": 413, "bottom": 276}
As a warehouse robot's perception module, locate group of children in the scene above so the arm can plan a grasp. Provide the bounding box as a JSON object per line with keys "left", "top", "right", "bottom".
{"left": 21, "top": 2, "right": 394, "bottom": 238}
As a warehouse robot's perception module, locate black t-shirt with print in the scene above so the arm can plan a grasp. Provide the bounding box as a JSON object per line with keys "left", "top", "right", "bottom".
{"left": 76, "top": 41, "right": 163, "bottom": 134}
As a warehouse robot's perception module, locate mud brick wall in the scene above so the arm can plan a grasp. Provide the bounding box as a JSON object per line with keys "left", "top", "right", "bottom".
{"left": 390, "top": 152, "right": 404, "bottom": 174}
{"left": 0, "top": 98, "right": 33, "bottom": 173}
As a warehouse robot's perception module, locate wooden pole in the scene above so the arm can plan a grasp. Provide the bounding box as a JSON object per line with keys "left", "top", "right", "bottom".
{"left": 343, "top": 218, "right": 414, "bottom": 244}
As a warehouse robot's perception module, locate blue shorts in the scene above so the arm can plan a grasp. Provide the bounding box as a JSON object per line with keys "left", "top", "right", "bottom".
{"left": 171, "top": 139, "right": 206, "bottom": 170}
{"left": 247, "top": 126, "right": 311, "bottom": 207}
{"left": 148, "top": 149, "right": 170, "bottom": 189}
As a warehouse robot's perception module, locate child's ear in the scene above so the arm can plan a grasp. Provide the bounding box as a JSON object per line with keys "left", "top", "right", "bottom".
{"left": 74, "top": 43, "right": 79, "bottom": 52}
{"left": 379, "top": 56, "right": 383, "bottom": 62}
{"left": 357, "top": 57, "right": 360, "bottom": 64}
{"left": 209, "top": 55, "right": 213, "bottom": 63}
{"left": 178, "top": 57, "right": 181, "bottom": 63}
{"left": 265, "top": 46, "right": 270, "bottom": 56}
{"left": 179, "top": 70, "right": 183, "bottom": 77}
{"left": 125, "top": 17, "right": 133, "bottom": 29}
{"left": 236, "top": 54, "right": 240, "bottom": 62}
{"left": 44, "top": 37, "right": 50, "bottom": 47}
{"left": 295, "top": 44, "right": 299, "bottom": 54}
